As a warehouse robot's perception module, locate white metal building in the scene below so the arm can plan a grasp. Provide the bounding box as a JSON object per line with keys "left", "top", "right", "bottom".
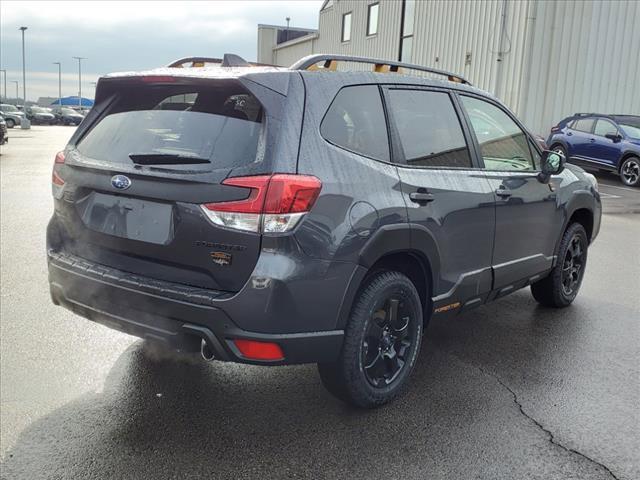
{"left": 257, "top": 0, "right": 640, "bottom": 135}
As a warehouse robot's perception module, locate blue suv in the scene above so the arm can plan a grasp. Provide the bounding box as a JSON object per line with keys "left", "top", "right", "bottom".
{"left": 547, "top": 113, "right": 640, "bottom": 187}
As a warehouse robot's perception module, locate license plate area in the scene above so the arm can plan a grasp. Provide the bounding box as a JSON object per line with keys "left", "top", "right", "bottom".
{"left": 76, "top": 192, "right": 174, "bottom": 245}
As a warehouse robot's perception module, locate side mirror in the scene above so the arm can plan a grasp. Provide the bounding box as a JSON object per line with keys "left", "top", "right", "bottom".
{"left": 538, "top": 150, "right": 565, "bottom": 183}
{"left": 605, "top": 133, "right": 622, "bottom": 142}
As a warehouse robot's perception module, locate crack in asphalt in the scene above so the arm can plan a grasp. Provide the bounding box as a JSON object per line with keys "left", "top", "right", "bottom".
{"left": 450, "top": 354, "right": 620, "bottom": 480}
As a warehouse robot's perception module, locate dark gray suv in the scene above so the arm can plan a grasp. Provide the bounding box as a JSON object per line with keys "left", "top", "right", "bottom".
{"left": 47, "top": 54, "right": 602, "bottom": 407}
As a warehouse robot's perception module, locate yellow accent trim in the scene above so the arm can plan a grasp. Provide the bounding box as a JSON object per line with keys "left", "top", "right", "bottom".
{"left": 308, "top": 60, "right": 337, "bottom": 71}
{"left": 434, "top": 302, "right": 461, "bottom": 314}
{"left": 373, "top": 64, "right": 402, "bottom": 74}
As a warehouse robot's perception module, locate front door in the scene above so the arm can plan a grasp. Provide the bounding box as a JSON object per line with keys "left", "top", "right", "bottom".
{"left": 569, "top": 117, "right": 596, "bottom": 160}
{"left": 458, "top": 94, "right": 565, "bottom": 292}
{"left": 591, "top": 118, "right": 622, "bottom": 167}
{"left": 383, "top": 87, "right": 496, "bottom": 313}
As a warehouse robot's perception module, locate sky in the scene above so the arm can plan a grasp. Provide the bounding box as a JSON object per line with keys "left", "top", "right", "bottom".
{"left": 0, "top": 0, "right": 322, "bottom": 102}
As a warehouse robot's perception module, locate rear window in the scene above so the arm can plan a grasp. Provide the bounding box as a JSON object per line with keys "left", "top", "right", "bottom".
{"left": 76, "top": 83, "right": 264, "bottom": 170}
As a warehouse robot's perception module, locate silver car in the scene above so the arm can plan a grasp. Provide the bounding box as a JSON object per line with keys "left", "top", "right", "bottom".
{"left": 0, "top": 104, "right": 25, "bottom": 128}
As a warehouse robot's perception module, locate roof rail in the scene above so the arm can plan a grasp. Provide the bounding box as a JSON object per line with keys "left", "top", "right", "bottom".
{"left": 291, "top": 54, "right": 471, "bottom": 85}
{"left": 168, "top": 54, "right": 276, "bottom": 68}
{"left": 573, "top": 112, "right": 599, "bottom": 117}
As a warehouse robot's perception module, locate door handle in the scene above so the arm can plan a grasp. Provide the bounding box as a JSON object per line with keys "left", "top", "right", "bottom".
{"left": 495, "top": 188, "right": 512, "bottom": 198}
{"left": 409, "top": 191, "right": 435, "bottom": 204}
{"left": 590, "top": 138, "right": 596, "bottom": 143}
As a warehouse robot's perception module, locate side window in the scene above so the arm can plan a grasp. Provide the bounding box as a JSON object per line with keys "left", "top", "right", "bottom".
{"left": 387, "top": 89, "right": 472, "bottom": 168}
{"left": 594, "top": 119, "right": 618, "bottom": 137}
{"left": 461, "top": 96, "right": 534, "bottom": 171}
{"left": 572, "top": 118, "right": 595, "bottom": 133}
{"left": 320, "top": 85, "right": 390, "bottom": 162}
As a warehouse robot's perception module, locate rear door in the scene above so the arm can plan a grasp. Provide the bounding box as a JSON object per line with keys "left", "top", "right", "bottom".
{"left": 458, "top": 94, "right": 564, "bottom": 291}
{"left": 383, "top": 86, "right": 495, "bottom": 312}
{"left": 54, "top": 78, "right": 275, "bottom": 292}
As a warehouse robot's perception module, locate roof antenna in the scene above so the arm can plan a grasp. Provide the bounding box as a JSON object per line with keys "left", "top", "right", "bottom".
{"left": 221, "top": 53, "right": 250, "bottom": 67}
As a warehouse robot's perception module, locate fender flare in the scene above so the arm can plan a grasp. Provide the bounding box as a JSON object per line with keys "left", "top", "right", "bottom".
{"left": 555, "top": 191, "right": 596, "bottom": 255}
{"left": 358, "top": 223, "right": 440, "bottom": 288}
{"left": 334, "top": 223, "right": 441, "bottom": 329}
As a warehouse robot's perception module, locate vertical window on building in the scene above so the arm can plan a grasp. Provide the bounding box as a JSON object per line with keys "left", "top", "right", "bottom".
{"left": 399, "top": 0, "right": 415, "bottom": 61}
{"left": 342, "top": 12, "right": 352, "bottom": 42}
{"left": 367, "top": 3, "right": 380, "bottom": 36}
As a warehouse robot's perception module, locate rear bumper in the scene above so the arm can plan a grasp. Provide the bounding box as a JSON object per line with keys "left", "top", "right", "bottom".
{"left": 48, "top": 250, "right": 344, "bottom": 365}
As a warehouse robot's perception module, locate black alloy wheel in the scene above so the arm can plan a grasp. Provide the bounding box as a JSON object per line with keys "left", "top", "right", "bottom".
{"left": 362, "top": 297, "right": 414, "bottom": 387}
{"left": 531, "top": 223, "right": 588, "bottom": 307}
{"left": 561, "top": 233, "right": 586, "bottom": 296}
{"left": 318, "top": 271, "right": 423, "bottom": 408}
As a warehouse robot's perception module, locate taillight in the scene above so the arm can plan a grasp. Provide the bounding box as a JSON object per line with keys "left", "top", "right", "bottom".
{"left": 201, "top": 174, "right": 322, "bottom": 233}
{"left": 233, "top": 339, "right": 284, "bottom": 361}
{"left": 52, "top": 151, "right": 65, "bottom": 186}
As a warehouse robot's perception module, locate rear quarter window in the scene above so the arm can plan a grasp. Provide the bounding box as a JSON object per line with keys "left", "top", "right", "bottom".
{"left": 320, "top": 85, "right": 390, "bottom": 162}
{"left": 571, "top": 118, "right": 595, "bottom": 133}
{"left": 76, "top": 83, "right": 264, "bottom": 170}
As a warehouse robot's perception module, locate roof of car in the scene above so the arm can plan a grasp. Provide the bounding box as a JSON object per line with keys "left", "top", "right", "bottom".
{"left": 103, "top": 65, "right": 288, "bottom": 80}
{"left": 102, "top": 65, "right": 489, "bottom": 101}
{"left": 101, "top": 53, "right": 491, "bottom": 100}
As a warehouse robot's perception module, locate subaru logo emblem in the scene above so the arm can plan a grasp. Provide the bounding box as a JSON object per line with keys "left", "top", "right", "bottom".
{"left": 111, "top": 175, "right": 131, "bottom": 190}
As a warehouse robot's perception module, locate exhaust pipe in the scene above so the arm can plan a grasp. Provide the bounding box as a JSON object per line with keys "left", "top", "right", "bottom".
{"left": 201, "top": 338, "right": 215, "bottom": 361}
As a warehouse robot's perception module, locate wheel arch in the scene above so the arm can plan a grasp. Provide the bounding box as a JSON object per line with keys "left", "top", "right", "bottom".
{"left": 549, "top": 139, "right": 569, "bottom": 154}
{"left": 618, "top": 151, "right": 640, "bottom": 172}
{"left": 335, "top": 224, "right": 438, "bottom": 329}
{"left": 567, "top": 208, "right": 594, "bottom": 241}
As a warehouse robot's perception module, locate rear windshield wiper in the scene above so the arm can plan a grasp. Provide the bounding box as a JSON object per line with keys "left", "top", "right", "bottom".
{"left": 129, "top": 153, "right": 211, "bottom": 165}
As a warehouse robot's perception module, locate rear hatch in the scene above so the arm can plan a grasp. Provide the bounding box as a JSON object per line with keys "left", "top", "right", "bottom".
{"left": 52, "top": 77, "right": 272, "bottom": 292}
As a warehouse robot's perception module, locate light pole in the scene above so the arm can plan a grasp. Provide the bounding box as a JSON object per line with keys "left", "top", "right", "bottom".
{"left": 72, "top": 56, "right": 86, "bottom": 110}
{"left": 53, "top": 62, "right": 62, "bottom": 106}
{"left": 11, "top": 81, "right": 18, "bottom": 104}
{"left": 19, "top": 27, "right": 27, "bottom": 107}
{"left": 0, "top": 70, "right": 6, "bottom": 101}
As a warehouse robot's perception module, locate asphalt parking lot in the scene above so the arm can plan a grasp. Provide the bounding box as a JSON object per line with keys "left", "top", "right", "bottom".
{"left": 1, "top": 127, "right": 638, "bottom": 480}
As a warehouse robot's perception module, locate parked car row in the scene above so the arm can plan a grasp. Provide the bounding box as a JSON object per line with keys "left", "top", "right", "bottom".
{"left": 0, "top": 103, "right": 86, "bottom": 127}
{"left": 547, "top": 113, "right": 640, "bottom": 187}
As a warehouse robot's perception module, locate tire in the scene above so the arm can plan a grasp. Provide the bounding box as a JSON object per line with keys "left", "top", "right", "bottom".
{"left": 551, "top": 143, "right": 567, "bottom": 159}
{"left": 531, "top": 223, "right": 588, "bottom": 308}
{"left": 318, "top": 270, "right": 423, "bottom": 408}
{"left": 619, "top": 156, "right": 640, "bottom": 187}
{"left": 5, "top": 118, "right": 15, "bottom": 128}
